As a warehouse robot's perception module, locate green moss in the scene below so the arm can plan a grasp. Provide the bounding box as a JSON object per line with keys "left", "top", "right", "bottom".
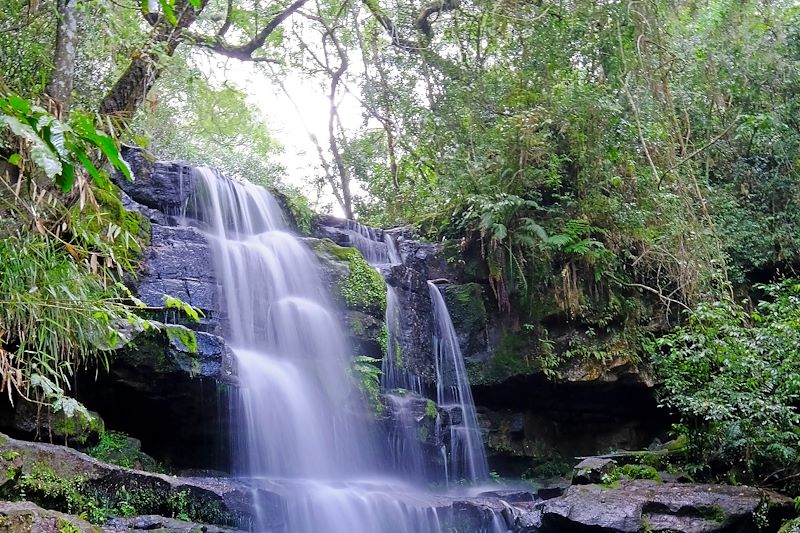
{"left": 351, "top": 317, "right": 366, "bottom": 336}
{"left": 425, "top": 399, "right": 438, "bottom": 419}
{"left": 3, "top": 462, "right": 108, "bottom": 523}
{"left": 86, "top": 431, "right": 160, "bottom": 472}
{"left": 701, "top": 505, "right": 728, "bottom": 523}
{"left": 335, "top": 246, "right": 386, "bottom": 314}
{"left": 57, "top": 518, "right": 81, "bottom": 533}
{"left": 50, "top": 410, "right": 104, "bottom": 446}
{"left": 378, "top": 323, "right": 389, "bottom": 355}
{"left": 620, "top": 464, "right": 661, "bottom": 482}
{"left": 467, "top": 333, "right": 535, "bottom": 385}
{"left": 418, "top": 425, "right": 430, "bottom": 443}
{"left": 442, "top": 283, "right": 486, "bottom": 329}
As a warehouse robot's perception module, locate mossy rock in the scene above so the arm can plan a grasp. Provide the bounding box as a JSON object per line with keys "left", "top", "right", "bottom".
{"left": 311, "top": 239, "right": 386, "bottom": 316}
{"left": 1, "top": 400, "right": 104, "bottom": 448}
{"left": 466, "top": 333, "right": 538, "bottom": 386}
{"left": 85, "top": 431, "right": 159, "bottom": 472}
{"left": 0, "top": 501, "right": 101, "bottom": 533}
{"left": 0, "top": 432, "right": 256, "bottom": 527}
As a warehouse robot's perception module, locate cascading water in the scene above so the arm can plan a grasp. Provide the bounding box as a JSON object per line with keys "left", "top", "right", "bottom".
{"left": 344, "top": 221, "right": 490, "bottom": 485}
{"left": 429, "top": 281, "right": 490, "bottom": 483}
{"left": 188, "top": 169, "right": 374, "bottom": 481}
{"left": 185, "top": 169, "right": 508, "bottom": 532}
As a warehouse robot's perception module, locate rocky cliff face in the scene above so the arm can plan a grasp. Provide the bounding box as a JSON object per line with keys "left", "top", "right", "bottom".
{"left": 312, "top": 212, "right": 670, "bottom": 476}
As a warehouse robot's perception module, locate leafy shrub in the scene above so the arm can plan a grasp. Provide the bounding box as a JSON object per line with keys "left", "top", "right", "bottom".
{"left": 656, "top": 280, "right": 800, "bottom": 487}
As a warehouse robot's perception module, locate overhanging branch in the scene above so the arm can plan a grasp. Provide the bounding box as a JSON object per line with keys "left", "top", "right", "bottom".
{"left": 186, "top": 0, "right": 308, "bottom": 60}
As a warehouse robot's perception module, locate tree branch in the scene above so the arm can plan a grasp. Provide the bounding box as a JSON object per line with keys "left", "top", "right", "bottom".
{"left": 217, "top": 0, "right": 233, "bottom": 36}
{"left": 187, "top": 0, "right": 307, "bottom": 60}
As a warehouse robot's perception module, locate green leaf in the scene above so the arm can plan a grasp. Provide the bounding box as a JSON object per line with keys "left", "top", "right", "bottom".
{"left": 6, "top": 95, "right": 31, "bottom": 115}
{"left": 82, "top": 131, "right": 133, "bottom": 181}
{"left": 158, "top": 0, "right": 177, "bottom": 25}
{"left": 1, "top": 115, "right": 39, "bottom": 144}
{"left": 30, "top": 143, "right": 62, "bottom": 178}
{"left": 70, "top": 147, "right": 109, "bottom": 188}
{"left": 186, "top": 0, "right": 201, "bottom": 8}
{"left": 46, "top": 121, "right": 70, "bottom": 159}
{"left": 56, "top": 163, "right": 75, "bottom": 192}
{"left": 7, "top": 153, "right": 22, "bottom": 166}
{"left": 1, "top": 115, "right": 64, "bottom": 178}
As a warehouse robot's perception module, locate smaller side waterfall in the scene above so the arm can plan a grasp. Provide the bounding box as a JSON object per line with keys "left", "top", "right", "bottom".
{"left": 429, "top": 281, "right": 489, "bottom": 483}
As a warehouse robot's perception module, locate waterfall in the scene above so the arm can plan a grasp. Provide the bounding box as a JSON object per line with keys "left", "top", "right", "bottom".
{"left": 429, "top": 281, "right": 490, "bottom": 483}
{"left": 189, "top": 168, "right": 374, "bottom": 480}
{"left": 344, "top": 221, "right": 489, "bottom": 485}
{"left": 186, "top": 169, "right": 507, "bottom": 532}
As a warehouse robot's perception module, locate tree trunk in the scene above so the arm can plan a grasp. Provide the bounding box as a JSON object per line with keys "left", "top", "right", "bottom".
{"left": 99, "top": 0, "right": 204, "bottom": 118}
{"left": 46, "top": 0, "right": 79, "bottom": 117}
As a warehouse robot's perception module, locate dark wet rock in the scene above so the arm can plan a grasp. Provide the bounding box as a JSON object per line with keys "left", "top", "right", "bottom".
{"left": 440, "top": 283, "right": 490, "bottom": 362}
{"left": 112, "top": 327, "right": 236, "bottom": 387}
{"left": 476, "top": 489, "right": 536, "bottom": 503}
{"left": 381, "top": 391, "right": 439, "bottom": 447}
{"left": 475, "top": 383, "right": 670, "bottom": 477}
{"left": 0, "top": 501, "right": 99, "bottom": 533}
{"left": 560, "top": 356, "right": 656, "bottom": 387}
{"left": 526, "top": 480, "right": 793, "bottom": 533}
{"left": 346, "top": 311, "right": 386, "bottom": 359}
{"left": 0, "top": 399, "right": 104, "bottom": 447}
{"left": 132, "top": 224, "right": 220, "bottom": 332}
{"left": 571, "top": 457, "right": 617, "bottom": 485}
{"left": 115, "top": 148, "right": 198, "bottom": 213}
{"left": 76, "top": 326, "right": 234, "bottom": 471}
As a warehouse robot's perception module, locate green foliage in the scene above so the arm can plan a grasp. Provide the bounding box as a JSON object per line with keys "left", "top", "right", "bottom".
{"left": 352, "top": 355, "right": 382, "bottom": 415}
{"left": 425, "top": 399, "right": 437, "bottom": 419}
{"left": 0, "top": 93, "right": 131, "bottom": 190}
{"left": 129, "top": 58, "right": 283, "bottom": 188}
{"left": 656, "top": 279, "right": 800, "bottom": 487}
{"left": 0, "top": 232, "right": 200, "bottom": 411}
{"left": 8, "top": 463, "right": 107, "bottom": 523}
{"left": 0, "top": 234, "right": 136, "bottom": 397}
{"left": 523, "top": 454, "right": 571, "bottom": 479}
{"left": 283, "top": 190, "right": 314, "bottom": 235}
{"left": 86, "top": 430, "right": 161, "bottom": 472}
{"left": 87, "top": 431, "right": 136, "bottom": 468}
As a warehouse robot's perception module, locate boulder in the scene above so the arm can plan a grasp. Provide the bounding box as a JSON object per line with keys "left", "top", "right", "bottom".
{"left": 0, "top": 399, "right": 104, "bottom": 447}
{"left": 0, "top": 501, "right": 99, "bottom": 533}
{"left": 531, "top": 480, "right": 792, "bottom": 533}
{"left": 571, "top": 457, "right": 617, "bottom": 485}
{"left": 115, "top": 148, "right": 198, "bottom": 213}
{"left": 132, "top": 224, "right": 219, "bottom": 328}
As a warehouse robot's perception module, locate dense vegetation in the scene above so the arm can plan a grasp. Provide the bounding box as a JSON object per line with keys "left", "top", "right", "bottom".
{"left": 1, "top": 0, "right": 800, "bottom": 500}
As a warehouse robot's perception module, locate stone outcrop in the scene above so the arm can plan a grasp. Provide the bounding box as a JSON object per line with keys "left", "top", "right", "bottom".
{"left": 0, "top": 432, "right": 269, "bottom": 528}
{"left": 0, "top": 501, "right": 99, "bottom": 533}
{"left": 515, "top": 480, "right": 793, "bottom": 533}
